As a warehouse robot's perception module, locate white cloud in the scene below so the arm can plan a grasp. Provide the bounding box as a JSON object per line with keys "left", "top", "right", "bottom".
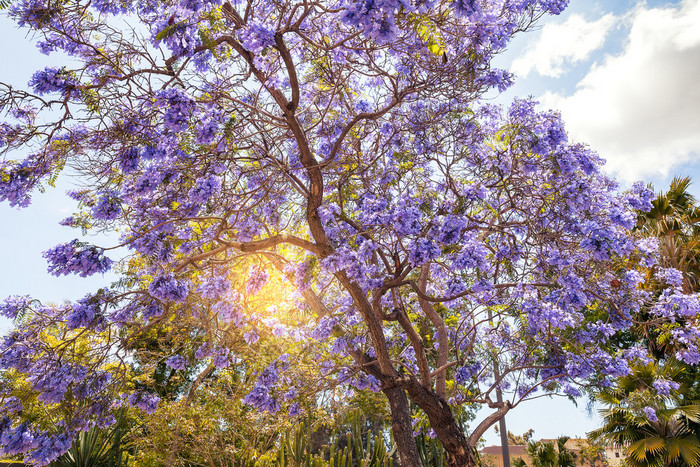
{"left": 542, "top": 0, "right": 700, "bottom": 183}
{"left": 511, "top": 13, "right": 616, "bottom": 78}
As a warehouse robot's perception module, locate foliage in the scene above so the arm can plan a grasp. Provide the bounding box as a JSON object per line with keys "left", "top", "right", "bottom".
{"left": 50, "top": 410, "right": 130, "bottom": 467}
{"left": 2, "top": 0, "right": 700, "bottom": 466}
{"left": 508, "top": 429, "right": 535, "bottom": 446}
{"left": 589, "top": 360, "right": 700, "bottom": 467}
{"left": 575, "top": 440, "right": 606, "bottom": 467}
{"left": 638, "top": 176, "right": 700, "bottom": 293}
{"left": 523, "top": 437, "right": 577, "bottom": 467}
{"left": 584, "top": 177, "right": 700, "bottom": 467}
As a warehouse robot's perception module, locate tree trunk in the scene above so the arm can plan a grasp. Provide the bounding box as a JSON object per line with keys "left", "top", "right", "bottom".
{"left": 383, "top": 385, "right": 423, "bottom": 467}
{"left": 404, "top": 380, "right": 477, "bottom": 466}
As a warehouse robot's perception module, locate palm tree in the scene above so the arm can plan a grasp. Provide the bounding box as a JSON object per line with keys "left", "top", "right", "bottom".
{"left": 554, "top": 437, "right": 576, "bottom": 467}
{"left": 526, "top": 440, "right": 557, "bottom": 467}
{"left": 638, "top": 176, "right": 700, "bottom": 293}
{"left": 589, "top": 360, "right": 700, "bottom": 467}
{"left": 524, "top": 437, "right": 576, "bottom": 467}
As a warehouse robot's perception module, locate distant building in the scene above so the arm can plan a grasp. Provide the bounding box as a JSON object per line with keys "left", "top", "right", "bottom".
{"left": 601, "top": 444, "right": 626, "bottom": 466}
{"left": 479, "top": 445, "right": 530, "bottom": 467}
{"left": 479, "top": 438, "right": 625, "bottom": 467}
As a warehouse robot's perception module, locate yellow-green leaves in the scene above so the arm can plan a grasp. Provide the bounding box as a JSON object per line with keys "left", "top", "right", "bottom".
{"left": 406, "top": 13, "right": 446, "bottom": 57}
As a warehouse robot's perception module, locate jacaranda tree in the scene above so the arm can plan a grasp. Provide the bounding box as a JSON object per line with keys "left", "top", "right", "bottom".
{"left": 2, "top": 1, "right": 700, "bottom": 466}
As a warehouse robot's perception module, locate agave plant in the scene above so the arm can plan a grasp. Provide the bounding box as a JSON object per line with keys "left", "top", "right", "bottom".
{"left": 50, "top": 409, "right": 130, "bottom": 467}
{"left": 234, "top": 417, "right": 397, "bottom": 467}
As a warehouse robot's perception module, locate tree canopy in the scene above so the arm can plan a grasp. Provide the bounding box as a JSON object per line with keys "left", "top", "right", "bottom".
{"left": 2, "top": 1, "right": 700, "bottom": 466}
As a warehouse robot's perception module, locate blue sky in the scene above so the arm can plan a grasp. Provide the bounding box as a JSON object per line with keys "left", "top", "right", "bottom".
{"left": 1, "top": 0, "right": 700, "bottom": 447}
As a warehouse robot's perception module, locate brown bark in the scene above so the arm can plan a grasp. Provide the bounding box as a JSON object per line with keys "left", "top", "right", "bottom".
{"left": 404, "top": 379, "right": 477, "bottom": 467}
{"left": 383, "top": 385, "right": 423, "bottom": 467}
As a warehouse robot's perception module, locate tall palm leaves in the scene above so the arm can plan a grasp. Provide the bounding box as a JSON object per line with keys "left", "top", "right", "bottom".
{"left": 638, "top": 176, "right": 700, "bottom": 292}
{"left": 526, "top": 440, "right": 557, "bottom": 467}
{"left": 589, "top": 360, "right": 700, "bottom": 467}
{"left": 554, "top": 437, "right": 577, "bottom": 467}
{"left": 524, "top": 437, "right": 576, "bottom": 467}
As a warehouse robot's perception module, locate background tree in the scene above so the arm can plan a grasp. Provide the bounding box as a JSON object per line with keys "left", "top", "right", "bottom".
{"left": 584, "top": 177, "right": 700, "bottom": 467}
{"left": 576, "top": 440, "right": 606, "bottom": 467}
{"left": 508, "top": 429, "right": 535, "bottom": 446}
{"left": 525, "top": 437, "right": 576, "bottom": 467}
{"left": 2, "top": 1, "right": 700, "bottom": 466}
{"left": 589, "top": 360, "right": 700, "bottom": 467}
{"left": 638, "top": 176, "right": 700, "bottom": 293}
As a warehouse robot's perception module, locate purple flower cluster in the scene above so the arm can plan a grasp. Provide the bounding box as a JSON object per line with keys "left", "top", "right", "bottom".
{"left": 148, "top": 274, "right": 189, "bottom": 302}
{"left": 212, "top": 347, "right": 230, "bottom": 368}
{"left": 196, "top": 118, "right": 220, "bottom": 144}
{"left": 408, "top": 238, "right": 441, "bottom": 266}
{"left": 243, "top": 385, "right": 279, "bottom": 413}
{"left": 165, "top": 354, "right": 186, "bottom": 370}
{"left": 239, "top": 21, "right": 276, "bottom": 53}
{"left": 127, "top": 392, "right": 160, "bottom": 414}
{"left": 0, "top": 423, "right": 73, "bottom": 466}
{"left": 652, "top": 378, "right": 680, "bottom": 397}
{"left": 452, "top": 0, "right": 480, "bottom": 18}
{"left": 188, "top": 175, "right": 221, "bottom": 204}
{"left": 66, "top": 295, "right": 104, "bottom": 329}
{"left": 0, "top": 295, "right": 32, "bottom": 319}
{"left": 43, "top": 240, "right": 112, "bottom": 277}
{"left": 157, "top": 88, "right": 195, "bottom": 132}
{"left": 92, "top": 190, "right": 122, "bottom": 220}
{"left": 0, "top": 158, "right": 45, "bottom": 208}
{"left": 28, "top": 67, "right": 76, "bottom": 95}
{"left": 196, "top": 276, "right": 230, "bottom": 299}
{"left": 246, "top": 265, "right": 269, "bottom": 296}
{"left": 118, "top": 147, "right": 140, "bottom": 173}
{"left": 642, "top": 406, "right": 659, "bottom": 422}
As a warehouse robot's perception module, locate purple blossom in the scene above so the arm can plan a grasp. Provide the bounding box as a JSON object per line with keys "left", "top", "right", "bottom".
{"left": 258, "top": 365, "right": 279, "bottom": 387}
{"left": 213, "top": 348, "right": 230, "bottom": 368}
{"left": 243, "top": 385, "right": 279, "bottom": 413}
{"left": 239, "top": 21, "right": 276, "bottom": 53}
{"left": 197, "top": 276, "right": 230, "bottom": 299}
{"left": 148, "top": 274, "right": 189, "bottom": 302}
{"left": 288, "top": 403, "right": 302, "bottom": 417}
{"left": 642, "top": 406, "right": 659, "bottom": 422}
{"left": 28, "top": 67, "right": 76, "bottom": 95}
{"left": 244, "top": 329, "right": 259, "bottom": 344}
{"left": 656, "top": 268, "right": 685, "bottom": 288}
{"left": 157, "top": 88, "right": 195, "bottom": 132}
{"left": 246, "top": 265, "right": 269, "bottom": 295}
{"left": 408, "top": 237, "right": 441, "bottom": 265}
{"left": 188, "top": 175, "right": 221, "bottom": 203}
{"left": 127, "top": 393, "right": 160, "bottom": 414}
{"left": 195, "top": 344, "right": 211, "bottom": 360}
{"left": 196, "top": 118, "right": 219, "bottom": 144}
{"left": 67, "top": 295, "right": 104, "bottom": 329}
{"left": 541, "top": 0, "right": 569, "bottom": 15}
{"left": 452, "top": 0, "right": 480, "bottom": 18}
{"left": 118, "top": 147, "right": 140, "bottom": 173}
{"left": 653, "top": 379, "right": 680, "bottom": 397}
{"left": 625, "top": 181, "right": 655, "bottom": 211}
{"left": 0, "top": 295, "right": 32, "bottom": 319}
{"left": 165, "top": 355, "right": 186, "bottom": 370}
{"left": 92, "top": 190, "right": 122, "bottom": 220}
{"left": 43, "top": 240, "right": 112, "bottom": 277}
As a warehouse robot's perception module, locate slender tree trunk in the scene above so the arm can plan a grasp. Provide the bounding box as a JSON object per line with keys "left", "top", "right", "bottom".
{"left": 495, "top": 366, "right": 511, "bottom": 467}
{"left": 383, "top": 385, "right": 422, "bottom": 467}
{"left": 489, "top": 306, "right": 511, "bottom": 467}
